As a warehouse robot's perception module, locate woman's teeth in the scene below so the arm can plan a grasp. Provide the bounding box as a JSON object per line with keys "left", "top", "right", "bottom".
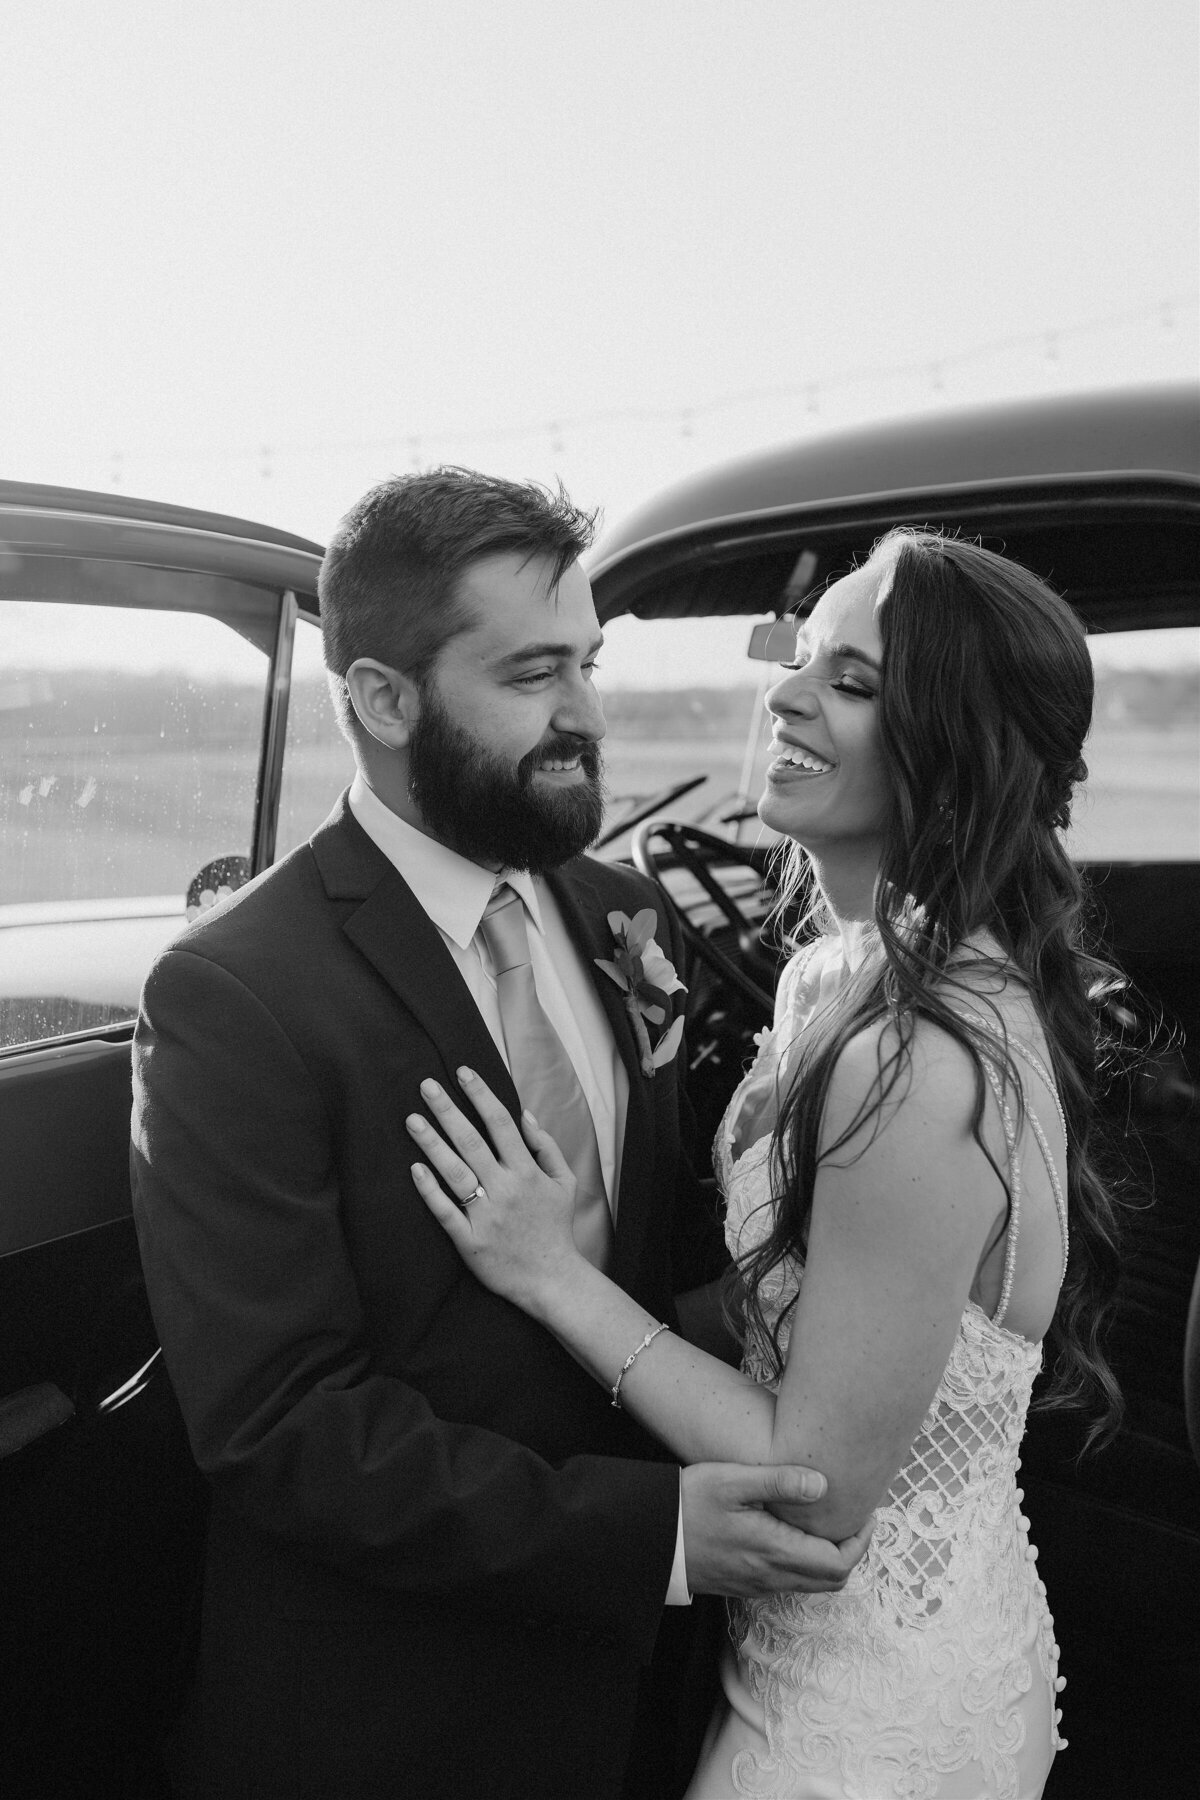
{"left": 774, "top": 748, "right": 834, "bottom": 773}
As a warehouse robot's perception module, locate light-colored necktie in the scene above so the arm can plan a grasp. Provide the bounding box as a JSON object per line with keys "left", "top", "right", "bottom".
{"left": 478, "top": 883, "right": 614, "bottom": 1271}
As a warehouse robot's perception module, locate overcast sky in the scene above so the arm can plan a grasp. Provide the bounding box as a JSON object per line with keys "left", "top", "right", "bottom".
{"left": 1, "top": 0, "right": 1196, "bottom": 549}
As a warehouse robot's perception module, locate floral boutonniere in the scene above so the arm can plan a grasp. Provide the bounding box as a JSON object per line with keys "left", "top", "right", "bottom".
{"left": 595, "top": 908, "right": 687, "bottom": 1078}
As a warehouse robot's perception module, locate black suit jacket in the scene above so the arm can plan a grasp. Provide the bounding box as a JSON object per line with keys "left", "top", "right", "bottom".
{"left": 131, "top": 795, "right": 720, "bottom": 1799}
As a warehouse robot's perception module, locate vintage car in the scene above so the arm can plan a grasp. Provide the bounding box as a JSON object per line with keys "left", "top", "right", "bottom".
{"left": 1, "top": 383, "right": 1197, "bottom": 1795}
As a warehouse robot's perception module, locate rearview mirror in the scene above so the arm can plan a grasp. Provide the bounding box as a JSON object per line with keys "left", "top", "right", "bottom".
{"left": 746, "top": 617, "right": 798, "bottom": 663}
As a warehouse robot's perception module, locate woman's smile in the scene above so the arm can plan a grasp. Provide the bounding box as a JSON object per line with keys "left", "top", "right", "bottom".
{"left": 765, "top": 738, "right": 837, "bottom": 781}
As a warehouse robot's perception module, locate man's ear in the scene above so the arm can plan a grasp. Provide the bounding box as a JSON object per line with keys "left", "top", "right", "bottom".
{"left": 345, "top": 658, "right": 421, "bottom": 749}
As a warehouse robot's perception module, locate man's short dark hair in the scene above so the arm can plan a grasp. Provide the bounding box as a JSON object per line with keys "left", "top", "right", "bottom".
{"left": 318, "top": 467, "right": 598, "bottom": 737}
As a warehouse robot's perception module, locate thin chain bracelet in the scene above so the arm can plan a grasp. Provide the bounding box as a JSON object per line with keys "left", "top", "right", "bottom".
{"left": 610, "top": 1322, "right": 670, "bottom": 1409}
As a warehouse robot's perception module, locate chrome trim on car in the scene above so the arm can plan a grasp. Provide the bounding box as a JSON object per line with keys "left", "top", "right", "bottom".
{"left": 254, "top": 589, "right": 298, "bottom": 873}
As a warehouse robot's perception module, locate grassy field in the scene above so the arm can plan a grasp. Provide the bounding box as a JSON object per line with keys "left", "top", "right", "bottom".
{"left": 2, "top": 678, "right": 1197, "bottom": 909}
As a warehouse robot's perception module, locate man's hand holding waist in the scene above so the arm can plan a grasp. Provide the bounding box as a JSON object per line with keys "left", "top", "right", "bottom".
{"left": 680, "top": 1463, "right": 873, "bottom": 1598}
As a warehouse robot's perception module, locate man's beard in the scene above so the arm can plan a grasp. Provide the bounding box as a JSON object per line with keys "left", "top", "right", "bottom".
{"left": 407, "top": 685, "right": 606, "bottom": 872}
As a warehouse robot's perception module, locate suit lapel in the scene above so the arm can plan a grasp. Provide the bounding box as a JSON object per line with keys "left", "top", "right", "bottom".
{"left": 312, "top": 798, "right": 518, "bottom": 1111}
{"left": 311, "top": 805, "right": 664, "bottom": 1264}
{"left": 546, "top": 861, "right": 658, "bottom": 1277}
{"left": 545, "top": 861, "right": 647, "bottom": 1075}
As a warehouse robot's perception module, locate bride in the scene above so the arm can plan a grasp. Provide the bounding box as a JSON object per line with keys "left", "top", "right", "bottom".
{"left": 406, "top": 528, "right": 1123, "bottom": 1799}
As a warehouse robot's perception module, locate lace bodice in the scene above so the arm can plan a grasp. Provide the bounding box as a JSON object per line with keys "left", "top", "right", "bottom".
{"left": 710, "top": 938, "right": 1068, "bottom": 1799}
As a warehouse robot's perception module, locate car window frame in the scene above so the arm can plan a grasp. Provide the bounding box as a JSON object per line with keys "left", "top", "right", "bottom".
{"left": 0, "top": 511, "right": 318, "bottom": 1061}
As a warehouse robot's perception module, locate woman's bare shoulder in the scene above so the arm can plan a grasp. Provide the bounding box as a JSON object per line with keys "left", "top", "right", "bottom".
{"left": 822, "top": 1011, "right": 981, "bottom": 1154}
{"left": 816, "top": 1017, "right": 1005, "bottom": 1262}
{"left": 822, "top": 953, "right": 1053, "bottom": 1173}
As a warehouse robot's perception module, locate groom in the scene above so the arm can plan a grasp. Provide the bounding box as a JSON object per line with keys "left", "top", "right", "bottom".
{"left": 131, "top": 469, "right": 865, "bottom": 1800}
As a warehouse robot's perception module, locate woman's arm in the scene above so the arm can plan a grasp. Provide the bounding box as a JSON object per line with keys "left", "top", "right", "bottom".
{"left": 763, "top": 1025, "right": 1008, "bottom": 1535}
{"left": 410, "top": 1029, "right": 1005, "bottom": 1541}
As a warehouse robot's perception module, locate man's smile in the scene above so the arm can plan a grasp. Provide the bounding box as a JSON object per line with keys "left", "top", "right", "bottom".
{"left": 534, "top": 753, "right": 587, "bottom": 782}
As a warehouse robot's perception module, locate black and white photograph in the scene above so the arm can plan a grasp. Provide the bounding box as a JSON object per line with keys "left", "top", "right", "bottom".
{"left": 1, "top": 4, "right": 1197, "bottom": 1796}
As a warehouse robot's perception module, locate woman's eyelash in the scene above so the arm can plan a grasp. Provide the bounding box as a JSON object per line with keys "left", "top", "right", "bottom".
{"left": 778, "top": 659, "right": 875, "bottom": 699}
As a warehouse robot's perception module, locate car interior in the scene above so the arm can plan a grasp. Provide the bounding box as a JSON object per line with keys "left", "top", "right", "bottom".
{"left": 591, "top": 488, "right": 1200, "bottom": 1787}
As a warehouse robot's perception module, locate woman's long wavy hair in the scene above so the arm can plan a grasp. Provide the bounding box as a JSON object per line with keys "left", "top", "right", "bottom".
{"left": 736, "top": 528, "right": 1125, "bottom": 1447}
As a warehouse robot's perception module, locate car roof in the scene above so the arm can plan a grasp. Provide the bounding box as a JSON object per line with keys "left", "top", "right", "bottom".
{"left": 592, "top": 384, "right": 1199, "bottom": 568}
{"left": 589, "top": 383, "right": 1200, "bottom": 630}
{"left": 0, "top": 478, "right": 325, "bottom": 595}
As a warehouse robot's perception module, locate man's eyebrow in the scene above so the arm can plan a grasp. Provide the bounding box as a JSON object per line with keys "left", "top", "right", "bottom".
{"left": 793, "top": 629, "right": 880, "bottom": 671}
{"left": 491, "top": 635, "right": 605, "bottom": 669}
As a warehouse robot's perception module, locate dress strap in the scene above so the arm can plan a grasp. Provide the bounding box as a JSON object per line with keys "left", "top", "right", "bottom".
{"left": 976, "top": 1059, "right": 1023, "bottom": 1329}
{"left": 956, "top": 1008, "right": 1070, "bottom": 1329}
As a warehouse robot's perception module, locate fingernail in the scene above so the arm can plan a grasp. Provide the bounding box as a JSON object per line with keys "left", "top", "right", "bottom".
{"left": 799, "top": 1472, "right": 826, "bottom": 1500}
{"left": 420, "top": 1080, "right": 443, "bottom": 1100}
{"left": 522, "top": 1108, "right": 539, "bottom": 1128}
{"left": 457, "top": 1066, "right": 476, "bottom": 1084}
{"left": 411, "top": 1162, "right": 428, "bottom": 1179}
{"left": 406, "top": 1114, "right": 427, "bottom": 1134}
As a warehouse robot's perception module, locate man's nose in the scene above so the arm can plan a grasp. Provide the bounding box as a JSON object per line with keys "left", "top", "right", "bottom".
{"left": 555, "top": 675, "right": 606, "bottom": 741}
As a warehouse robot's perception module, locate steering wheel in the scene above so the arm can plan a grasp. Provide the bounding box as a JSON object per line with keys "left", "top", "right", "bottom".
{"left": 630, "top": 820, "right": 780, "bottom": 1017}
{"left": 594, "top": 776, "right": 708, "bottom": 851}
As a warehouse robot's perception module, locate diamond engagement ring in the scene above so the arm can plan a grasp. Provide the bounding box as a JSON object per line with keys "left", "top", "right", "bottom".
{"left": 461, "top": 1184, "right": 486, "bottom": 1207}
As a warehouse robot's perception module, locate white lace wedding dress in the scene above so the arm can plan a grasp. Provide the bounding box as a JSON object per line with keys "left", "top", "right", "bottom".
{"left": 686, "top": 940, "right": 1068, "bottom": 1800}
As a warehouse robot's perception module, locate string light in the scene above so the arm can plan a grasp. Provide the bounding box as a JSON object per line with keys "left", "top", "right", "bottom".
{"left": 83, "top": 292, "right": 1197, "bottom": 480}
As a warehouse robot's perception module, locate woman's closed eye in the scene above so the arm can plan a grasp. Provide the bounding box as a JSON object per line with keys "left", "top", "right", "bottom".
{"left": 779, "top": 657, "right": 876, "bottom": 701}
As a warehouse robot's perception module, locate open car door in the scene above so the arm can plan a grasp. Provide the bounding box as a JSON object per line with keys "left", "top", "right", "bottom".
{"left": 0, "top": 487, "right": 351, "bottom": 1796}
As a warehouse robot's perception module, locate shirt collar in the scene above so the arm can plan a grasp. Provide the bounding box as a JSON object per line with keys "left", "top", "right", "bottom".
{"left": 348, "top": 772, "right": 546, "bottom": 948}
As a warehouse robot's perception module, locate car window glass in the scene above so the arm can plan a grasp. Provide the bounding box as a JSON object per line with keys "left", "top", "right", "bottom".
{"left": 596, "top": 613, "right": 777, "bottom": 847}
{"left": 0, "top": 564, "right": 277, "bottom": 1053}
{"left": 1068, "top": 626, "right": 1200, "bottom": 863}
{"left": 275, "top": 614, "right": 356, "bottom": 859}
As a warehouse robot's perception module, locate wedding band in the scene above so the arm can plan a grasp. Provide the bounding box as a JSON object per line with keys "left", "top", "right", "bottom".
{"left": 461, "top": 1184, "right": 486, "bottom": 1208}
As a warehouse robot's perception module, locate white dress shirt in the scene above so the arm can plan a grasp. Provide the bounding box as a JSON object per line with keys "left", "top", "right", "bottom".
{"left": 348, "top": 774, "right": 690, "bottom": 1604}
